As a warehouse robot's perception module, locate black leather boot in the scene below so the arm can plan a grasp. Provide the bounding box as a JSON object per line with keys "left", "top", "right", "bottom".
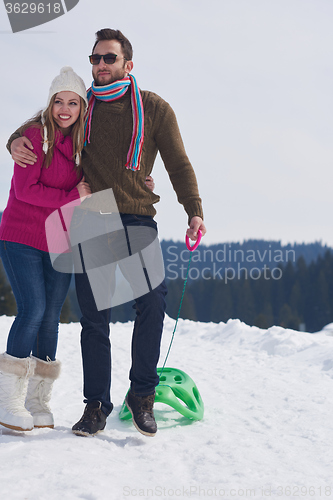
{"left": 72, "top": 401, "right": 109, "bottom": 436}
{"left": 125, "top": 391, "right": 157, "bottom": 437}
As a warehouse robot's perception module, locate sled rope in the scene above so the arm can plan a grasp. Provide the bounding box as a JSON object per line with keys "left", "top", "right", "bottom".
{"left": 159, "top": 252, "right": 193, "bottom": 377}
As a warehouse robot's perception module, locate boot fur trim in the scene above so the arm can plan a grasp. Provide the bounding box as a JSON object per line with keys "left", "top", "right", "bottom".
{"left": 0, "top": 353, "right": 36, "bottom": 378}
{"left": 32, "top": 357, "right": 61, "bottom": 380}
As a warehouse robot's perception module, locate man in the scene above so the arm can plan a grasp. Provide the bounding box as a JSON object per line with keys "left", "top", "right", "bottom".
{"left": 9, "top": 29, "right": 206, "bottom": 437}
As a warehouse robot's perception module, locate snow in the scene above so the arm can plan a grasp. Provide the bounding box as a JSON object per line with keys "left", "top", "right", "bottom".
{"left": 1, "top": 315, "right": 333, "bottom": 499}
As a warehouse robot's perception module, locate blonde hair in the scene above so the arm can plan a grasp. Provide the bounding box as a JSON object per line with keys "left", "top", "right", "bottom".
{"left": 22, "top": 94, "right": 86, "bottom": 172}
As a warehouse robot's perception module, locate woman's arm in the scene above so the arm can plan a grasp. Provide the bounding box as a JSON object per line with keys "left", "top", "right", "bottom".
{"left": 13, "top": 128, "right": 80, "bottom": 208}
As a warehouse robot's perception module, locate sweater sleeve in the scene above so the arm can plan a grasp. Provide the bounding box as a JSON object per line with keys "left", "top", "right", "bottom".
{"left": 6, "top": 126, "right": 23, "bottom": 154}
{"left": 13, "top": 127, "right": 80, "bottom": 208}
{"left": 154, "top": 100, "right": 204, "bottom": 223}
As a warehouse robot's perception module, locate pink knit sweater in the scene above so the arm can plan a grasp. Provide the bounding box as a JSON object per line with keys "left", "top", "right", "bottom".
{"left": 0, "top": 126, "right": 81, "bottom": 252}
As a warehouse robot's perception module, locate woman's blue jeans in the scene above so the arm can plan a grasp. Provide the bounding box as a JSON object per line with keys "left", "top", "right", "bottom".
{"left": 0, "top": 241, "right": 72, "bottom": 361}
{"left": 74, "top": 214, "right": 168, "bottom": 416}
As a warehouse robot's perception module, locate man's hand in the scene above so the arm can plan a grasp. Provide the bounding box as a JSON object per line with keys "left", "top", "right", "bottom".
{"left": 187, "top": 216, "right": 206, "bottom": 241}
{"left": 11, "top": 137, "right": 37, "bottom": 168}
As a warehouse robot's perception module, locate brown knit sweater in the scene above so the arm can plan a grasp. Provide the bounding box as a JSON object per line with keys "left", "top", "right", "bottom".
{"left": 8, "top": 89, "right": 203, "bottom": 222}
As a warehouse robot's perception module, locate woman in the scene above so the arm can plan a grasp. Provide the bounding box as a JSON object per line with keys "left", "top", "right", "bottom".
{"left": 0, "top": 67, "right": 156, "bottom": 433}
{"left": 0, "top": 67, "right": 91, "bottom": 432}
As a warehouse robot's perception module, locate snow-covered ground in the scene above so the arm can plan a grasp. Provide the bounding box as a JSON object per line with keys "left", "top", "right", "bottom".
{"left": 1, "top": 314, "right": 333, "bottom": 500}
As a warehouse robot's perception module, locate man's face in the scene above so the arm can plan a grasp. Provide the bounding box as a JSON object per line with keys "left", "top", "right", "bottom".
{"left": 92, "top": 40, "right": 133, "bottom": 86}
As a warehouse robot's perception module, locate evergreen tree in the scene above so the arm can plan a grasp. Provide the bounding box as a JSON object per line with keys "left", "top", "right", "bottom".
{"left": 0, "top": 262, "right": 16, "bottom": 316}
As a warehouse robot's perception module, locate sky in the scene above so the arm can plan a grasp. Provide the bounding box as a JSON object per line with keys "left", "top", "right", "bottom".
{"left": 0, "top": 0, "right": 332, "bottom": 246}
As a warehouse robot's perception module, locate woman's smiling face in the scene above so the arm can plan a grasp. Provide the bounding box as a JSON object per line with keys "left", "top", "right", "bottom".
{"left": 52, "top": 91, "right": 81, "bottom": 133}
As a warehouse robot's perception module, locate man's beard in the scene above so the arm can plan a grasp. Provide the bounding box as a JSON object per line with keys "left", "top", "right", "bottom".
{"left": 94, "top": 68, "right": 127, "bottom": 87}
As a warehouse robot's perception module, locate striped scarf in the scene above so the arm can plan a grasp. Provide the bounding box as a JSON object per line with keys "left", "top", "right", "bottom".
{"left": 84, "top": 74, "right": 144, "bottom": 171}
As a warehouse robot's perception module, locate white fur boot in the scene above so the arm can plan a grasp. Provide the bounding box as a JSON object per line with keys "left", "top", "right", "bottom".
{"left": 0, "top": 353, "right": 36, "bottom": 431}
{"left": 25, "top": 357, "right": 61, "bottom": 428}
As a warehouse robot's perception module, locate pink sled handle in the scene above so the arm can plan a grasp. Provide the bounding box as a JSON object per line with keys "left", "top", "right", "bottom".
{"left": 185, "top": 229, "right": 202, "bottom": 252}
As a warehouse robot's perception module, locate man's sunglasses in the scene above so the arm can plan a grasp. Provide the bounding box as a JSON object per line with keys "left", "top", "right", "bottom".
{"left": 89, "top": 53, "right": 125, "bottom": 65}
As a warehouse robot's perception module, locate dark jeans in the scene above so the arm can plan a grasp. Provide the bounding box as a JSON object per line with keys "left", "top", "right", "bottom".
{"left": 0, "top": 241, "right": 71, "bottom": 360}
{"left": 74, "top": 214, "right": 167, "bottom": 416}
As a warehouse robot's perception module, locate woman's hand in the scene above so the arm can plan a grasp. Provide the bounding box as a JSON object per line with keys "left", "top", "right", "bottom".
{"left": 76, "top": 176, "right": 91, "bottom": 201}
{"left": 145, "top": 175, "right": 155, "bottom": 192}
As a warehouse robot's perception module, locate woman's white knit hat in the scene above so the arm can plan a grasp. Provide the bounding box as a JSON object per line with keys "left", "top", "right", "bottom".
{"left": 46, "top": 66, "right": 88, "bottom": 110}
{"left": 42, "top": 66, "right": 87, "bottom": 165}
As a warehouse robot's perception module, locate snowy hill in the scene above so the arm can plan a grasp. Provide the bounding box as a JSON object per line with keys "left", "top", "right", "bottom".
{"left": 1, "top": 315, "right": 333, "bottom": 500}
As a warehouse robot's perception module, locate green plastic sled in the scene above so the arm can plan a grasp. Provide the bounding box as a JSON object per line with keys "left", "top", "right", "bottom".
{"left": 119, "top": 367, "right": 204, "bottom": 421}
